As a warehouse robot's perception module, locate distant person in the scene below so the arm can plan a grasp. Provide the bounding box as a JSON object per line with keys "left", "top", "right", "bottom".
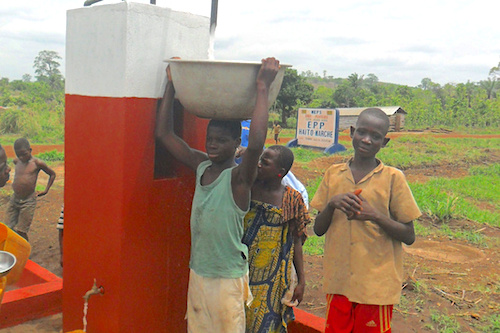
{"left": 272, "top": 121, "right": 282, "bottom": 144}
{"left": 243, "top": 145, "right": 310, "bottom": 332}
{"left": 0, "top": 144, "right": 11, "bottom": 188}
{"left": 310, "top": 108, "right": 421, "bottom": 333}
{"left": 236, "top": 119, "right": 309, "bottom": 208}
{"left": 156, "top": 57, "right": 280, "bottom": 333}
{"left": 7, "top": 138, "right": 56, "bottom": 241}
{"left": 57, "top": 205, "right": 64, "bottom": 267}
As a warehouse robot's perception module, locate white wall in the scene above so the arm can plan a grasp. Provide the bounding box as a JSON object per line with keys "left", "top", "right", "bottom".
{"left": 66, "top": 2, "right": 209, "bottom": 98}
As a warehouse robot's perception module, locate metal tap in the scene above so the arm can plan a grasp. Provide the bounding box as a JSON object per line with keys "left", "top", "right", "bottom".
{"left": 83, "top": 278, "right": 104, "bottom": 301}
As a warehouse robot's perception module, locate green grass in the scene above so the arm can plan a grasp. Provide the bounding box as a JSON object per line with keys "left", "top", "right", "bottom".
{"left": 409, "top": 164, "right": 499, "bottom": 244}
{"left": 376, "top": 137, "right": 499, "bottom": 169}
{"left": 303, "top": 234, "right": 325, "bottom": 255}
{"left": 452, "top": 127, "right": 500, "bottom": 135}
{"left": 410, "top": 164, "right": 500, "bottom": 227}
{"left": 440, "top": 224, "right": 488, "bottom": 246}
{"left": 305, "top": 176, "right": 323, "bottom": 203}
{"left": 35, "top": 150, "right": 64, "bottom": 162}
{"left": 278, "top": 128, "right": 297, "bottom": 138}
{"left": 290, "top": 147, "right": 328, "bottom": 163}
{"left": 414, "top": 221, "right": 433, "bottom": 237}
{"left": 0, "top": 134, "right": 19, "bottom": 145}
{"left": 429, "top": 310, "right": 461, "bottom": 333}
{"left": 323, "top": 136, "right": 499, "bottom": 170}
{"left": 471, "top": 314, "right": 500, "bottom": 332}
{"left": 415, "top": 220, "right": 488, "bottom": 246}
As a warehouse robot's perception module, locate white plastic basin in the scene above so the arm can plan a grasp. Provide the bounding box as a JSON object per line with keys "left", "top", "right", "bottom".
{"left": 166, "top": 59, "right": 291, "bottom": 120}
{"left": 0, "top": 251, "right": 16, "bottom": 278}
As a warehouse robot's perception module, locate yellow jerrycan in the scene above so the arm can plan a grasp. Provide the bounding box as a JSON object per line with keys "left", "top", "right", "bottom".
{"left": 0, "top": 222, "right": 32, "bottom": 285}
{"left": 0, "top": 276, "right": 7, "bottom": 305}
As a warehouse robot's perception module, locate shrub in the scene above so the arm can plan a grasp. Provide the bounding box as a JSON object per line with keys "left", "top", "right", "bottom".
{"left": 0, "top": 107, "right": 24, "bottom": 134}
{"left": 35, "top": 150, "right": 64, "bottom": 161}
{"left": 286, "top": 117, "right": 297, "bottom": 129}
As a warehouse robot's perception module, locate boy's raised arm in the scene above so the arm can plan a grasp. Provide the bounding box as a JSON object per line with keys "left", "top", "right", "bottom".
{"left": 36, "top": 159, "right": 56, "bottom": 197}
{"left": 232, "top": 58, "right": 279, "bottom": 209}
{"left": 155, "top": 65, "right": 208, "bottom": 171}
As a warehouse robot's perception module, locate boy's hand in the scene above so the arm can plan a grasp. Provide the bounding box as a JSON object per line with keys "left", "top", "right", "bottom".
{"left": 347, "top": 194, "right": 380, "bottom": 222}
{"left": 166, "top": 57, "right": 181, "bottom": 82}
{"left": 291, "top": 282, "right": 305, "bottom": 305}
{"left": 328, "top": 192, "right": 362, "bottom": 217}
{"left": 256, "top": 57, "right": 279, "bottom": 89}
{"left": 235, "top": 146, "right": 246, "bottom": 159}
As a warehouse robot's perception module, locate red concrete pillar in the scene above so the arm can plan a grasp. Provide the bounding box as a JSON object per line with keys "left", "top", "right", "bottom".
{"left": 64, "top": 3, "right": 209, "bottom": 332}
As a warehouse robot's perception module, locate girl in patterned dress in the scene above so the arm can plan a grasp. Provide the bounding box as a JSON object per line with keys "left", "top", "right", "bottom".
{"left": 243, "top": 145, "right": 311, "bottom": 333}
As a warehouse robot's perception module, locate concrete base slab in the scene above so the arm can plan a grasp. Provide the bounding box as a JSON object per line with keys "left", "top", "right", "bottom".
{"left": 0, "top": 260, "right": 62, "bottom": 329}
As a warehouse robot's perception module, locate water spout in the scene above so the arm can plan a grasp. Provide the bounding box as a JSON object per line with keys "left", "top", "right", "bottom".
{"left": 208, "top": 0, "right": 218, "bottom": 59}
{"left": 83, "top": 278, "right": 104, "bottom": 301}
{"left": 82, "top": 279, "right": 104, "bottom": 331}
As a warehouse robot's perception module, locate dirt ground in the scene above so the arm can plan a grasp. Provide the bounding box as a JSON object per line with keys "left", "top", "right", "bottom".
{"left": 1, "top": 132, "right": 499, "bottom": 332}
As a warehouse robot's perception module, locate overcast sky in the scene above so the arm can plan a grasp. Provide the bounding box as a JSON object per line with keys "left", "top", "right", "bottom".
{"left": 1, "top": 0, "right": 499, "bottom": 86}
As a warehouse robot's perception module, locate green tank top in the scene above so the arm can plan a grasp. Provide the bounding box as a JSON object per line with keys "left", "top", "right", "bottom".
{"left": 189, "top": 160, "right": 249, "bottom": 278}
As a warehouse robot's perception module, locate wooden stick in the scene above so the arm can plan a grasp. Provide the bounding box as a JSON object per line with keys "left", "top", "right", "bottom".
{"left": 422, "top": 271, "right": 467, "bottom": 276}
{"left": 394, "top": 308, "right": 419, "bottom": 316}
{"left": 432, "top": 287, "right": 463, "bottom": 306}
{"left": 411, "top": 265, "right": 418, "bottom": 278}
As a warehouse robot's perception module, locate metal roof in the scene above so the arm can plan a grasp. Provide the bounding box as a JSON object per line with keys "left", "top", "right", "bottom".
{"left": 338, "top": 106, "right": 406, "bottom": 116}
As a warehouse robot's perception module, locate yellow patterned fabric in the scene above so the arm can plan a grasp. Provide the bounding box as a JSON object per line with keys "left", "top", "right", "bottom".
{"left": 243, "top": 187, "right": 310, "bottom": 333}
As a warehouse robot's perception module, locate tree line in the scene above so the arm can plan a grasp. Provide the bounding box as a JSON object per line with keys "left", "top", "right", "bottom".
{"left": 0, "top": 50, "right": 498, "bottom": 144}
{"left": 274, "top": 64, "right": 500, "bottom": 129}
{"left": 0, "top": 51, "right": 65, "bottom": 143}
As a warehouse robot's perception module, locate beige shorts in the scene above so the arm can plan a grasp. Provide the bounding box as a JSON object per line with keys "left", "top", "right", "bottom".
{"left": 186, "top": 269, "right": 252, "bottom": 333}
{"left": 7, "top": 193, "right": 37, "bottom": 234}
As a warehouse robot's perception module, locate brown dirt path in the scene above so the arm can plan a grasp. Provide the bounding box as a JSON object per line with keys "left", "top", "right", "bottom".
{"left": 3, "top": 145, "right": 64, "bottom": 159}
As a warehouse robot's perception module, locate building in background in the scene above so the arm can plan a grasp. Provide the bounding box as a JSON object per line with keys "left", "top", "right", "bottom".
{"left": 338, "top": 106, "right": 406, "bottom": 132}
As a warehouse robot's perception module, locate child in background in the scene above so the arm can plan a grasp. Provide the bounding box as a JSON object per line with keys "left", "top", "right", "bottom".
{"left": 243, "top": 145, "right": 310, "bottom": 333}
{"left": 7, "top": 138, "right": 56, "bottom": 241}
{"left": 0, "top": 144, "right": 11, "bottom": 188}
{"left": 311, "top": 108, "right": 421, "bottom": 333}
{"left": 57, "top": 205, "right": 64, "bottom": 267}
{"left": 272, "top": 121, "right": 282, "bottom": 144}
{"left": 156, "top": 57, "right": 280, "bottom": 333}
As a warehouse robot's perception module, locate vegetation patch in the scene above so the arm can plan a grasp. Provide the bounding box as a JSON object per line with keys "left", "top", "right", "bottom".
{"left": 35, "top": 150, "right": 64, "bottom": 162}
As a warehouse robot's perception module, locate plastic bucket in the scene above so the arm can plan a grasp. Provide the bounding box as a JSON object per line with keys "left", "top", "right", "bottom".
{"left": 0, "top": 276, "right": 6, "bottom": 306}
{"left": 0, "top": 223, "right": 32, "bottom": 285}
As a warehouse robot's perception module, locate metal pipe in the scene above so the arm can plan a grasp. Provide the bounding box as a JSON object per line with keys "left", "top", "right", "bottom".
{"left": 83, "top": 0, "right": 103, "bottom": 6}
{"left": 210, "top": 0, "right": 218, "bottom": 34}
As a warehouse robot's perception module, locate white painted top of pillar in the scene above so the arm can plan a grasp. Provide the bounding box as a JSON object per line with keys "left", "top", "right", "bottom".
{"left": 66, "top": 2, "right": 209, "bottom": 98}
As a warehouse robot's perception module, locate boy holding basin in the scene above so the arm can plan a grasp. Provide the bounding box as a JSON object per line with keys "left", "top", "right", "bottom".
{"left": 311, "top": 108, "right": 421, "bottom": 333}
{"left": 156, "top": 57, "right": 280, "bottom": 333}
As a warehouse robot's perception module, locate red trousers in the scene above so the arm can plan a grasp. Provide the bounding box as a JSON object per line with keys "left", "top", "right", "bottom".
{"left": 325, "top": 294, "right": 393, "bottom": 333}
